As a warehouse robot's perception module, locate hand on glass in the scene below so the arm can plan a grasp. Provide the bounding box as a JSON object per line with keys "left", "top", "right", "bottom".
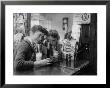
{"left": 53, "top": 50, "right": 59, "bottom": 58}
{"left": 34, "top": 58, "right": 51, "bottom": 68}
{"left": 36, "top": 52, "right": 42, "bottom": 61}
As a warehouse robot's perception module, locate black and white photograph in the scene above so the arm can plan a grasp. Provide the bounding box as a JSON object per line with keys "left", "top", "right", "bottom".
{"left": 13, "top": 13, "right": 97, "bottom": 75}
{"left": 3, "top": 4, "right": 106, "bottom": 84}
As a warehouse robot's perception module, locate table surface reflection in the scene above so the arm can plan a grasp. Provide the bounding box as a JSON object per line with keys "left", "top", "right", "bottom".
{"left": 14, "top": 60, "right": 89, "bottom": 75}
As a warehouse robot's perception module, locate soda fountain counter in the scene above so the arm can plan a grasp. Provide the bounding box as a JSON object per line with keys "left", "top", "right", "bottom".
{"left": 14, "top": 53, "right": 90, "bottom": 75}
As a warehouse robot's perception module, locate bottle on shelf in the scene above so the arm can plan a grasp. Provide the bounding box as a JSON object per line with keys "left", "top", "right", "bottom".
{"left": 66, "top": 54, "right": 68, "bottom": 67}
{"left": 47, "top": 42, "right": 53, "bottom": 58}
{"left": 46, "top": 42, "right": 50, "bottom": 58}
{"left": 68, "top": 54, "right": 71, "bottom": 67}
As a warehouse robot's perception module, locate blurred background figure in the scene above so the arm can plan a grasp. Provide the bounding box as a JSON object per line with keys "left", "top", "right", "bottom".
{"left": 37, "top": 28, "right": 49, "bottom": 60}
{"left": 61, "top": 31, "right": 76, "bottom": 60}
{"left": 13, "top": 30, "right": 25, "bottom": 57}
{"left": 47, "top": 30, "right": 62, "bottom": 62}
{"left": 14, "top": 32, "right": 25, "bottom": 46}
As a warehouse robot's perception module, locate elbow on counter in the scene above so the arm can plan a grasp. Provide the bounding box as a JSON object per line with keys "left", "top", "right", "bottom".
{"left": 14, "top": 59, "right": 34, "bottom": 72}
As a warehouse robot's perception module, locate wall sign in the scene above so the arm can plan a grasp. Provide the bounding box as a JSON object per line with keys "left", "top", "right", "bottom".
{"left": 73, "top": 13, "right": 91, "bottom": 24}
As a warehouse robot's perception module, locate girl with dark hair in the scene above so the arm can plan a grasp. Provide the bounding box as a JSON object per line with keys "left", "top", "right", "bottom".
{"left": 47, "top": 30, "right": 62, "bottom": 63}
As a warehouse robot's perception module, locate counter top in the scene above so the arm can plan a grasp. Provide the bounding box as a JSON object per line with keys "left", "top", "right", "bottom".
{"left": 14, "top": 60, "right": 89, "bottom": 75}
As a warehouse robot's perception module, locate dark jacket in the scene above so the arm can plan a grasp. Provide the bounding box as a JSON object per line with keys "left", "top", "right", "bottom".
{"left": 14, "top": 39, "right": 36, "bottom": 71}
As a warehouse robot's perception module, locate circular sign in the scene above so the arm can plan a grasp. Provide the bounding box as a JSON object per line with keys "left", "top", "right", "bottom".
{"left": 81, "top": 13, "right": 90, "bottom": 21}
